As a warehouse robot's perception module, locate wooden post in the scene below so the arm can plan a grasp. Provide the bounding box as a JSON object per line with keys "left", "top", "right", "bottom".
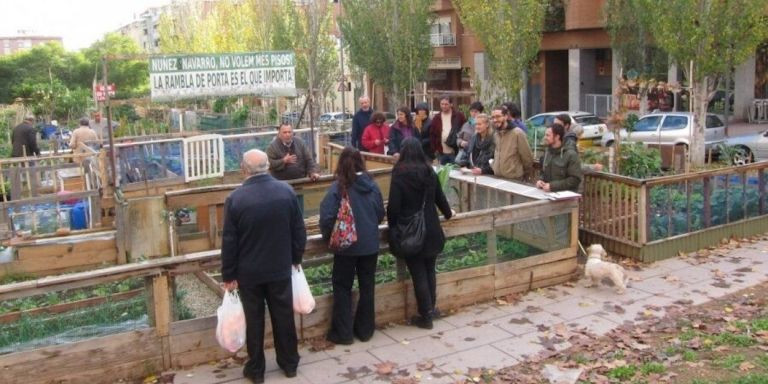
{"left": 759, "top": 169, "right": 766, "bottom": 215}
{"left": 147, "top": 273, "right": 173, "bottom": 370}
{"left": 114, "top": 198, "right": 128, "bottom": 264}
{"left": 486, "top": 229, "right": 497, "bottom": 264}
{"left": 208, "top": 205, "right": 218, "bottom": 249}
{"left": 637, "top": 184, "right": 648, "bottom": 244}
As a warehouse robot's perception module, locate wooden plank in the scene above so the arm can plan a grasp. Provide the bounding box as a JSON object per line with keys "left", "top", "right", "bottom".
{"left": 194, "top": 270, "right": 225, "bottom": 298}
{"left": 495, "top": 258, "right": 578, "bottom": 293}
{"left": 638, "top": 185, "right": 648, "bottom": 244}
{"left": 208, "top": 205, "right": 217, "bottom": 248}
{"left": 0, "top": 329, "right": 161, "bottom": 384}
{"left": 494, "top": 248, "right": 576, "bottom": 275}
{"left": 494, "top": 199, "right": 578, "bottom": 227}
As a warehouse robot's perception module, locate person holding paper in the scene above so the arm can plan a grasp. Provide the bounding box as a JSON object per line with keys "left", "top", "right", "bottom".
{"left": 536, "top": 123, "right": 582, "bottom": 192}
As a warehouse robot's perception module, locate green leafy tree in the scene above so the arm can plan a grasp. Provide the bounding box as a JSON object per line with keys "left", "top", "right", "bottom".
{"left": 340, "top": 0, "right": 434, "bottom": 106}
{"left": 84, "top": 33, "right": 150, "bottom": 98}
{"left": 630, "top": 0, "right": 768, "bottom": 166}
{"left": 271, "top": 0, "right": 338, "bottom": 98}
{"left": 454, "top": 0, "right": 547, "bottom": 101}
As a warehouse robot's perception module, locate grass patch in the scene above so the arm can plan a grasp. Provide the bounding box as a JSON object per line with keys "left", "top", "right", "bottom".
{"left": 716, "top": 354, "right": 746, "bottom": 370}
{"left": 683, "top": 349, "right": 699, "bottom": 362}
{"left": 640, "top": 362, "right": 666, "bottom": 375}
{"left": 714, "top": 332, "right": 756, "bottom": 347}
{"left": 751, "top": 318, "right": 768, "bottom": 332}
{"left": 607, "top": 364, "right": 637, "bottom": 380}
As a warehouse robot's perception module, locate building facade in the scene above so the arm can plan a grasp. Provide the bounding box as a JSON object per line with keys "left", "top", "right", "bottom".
{"left": 0, "top": 35, "right": 62, "bottom": 56}
{"left": 426, "top": 0, "right": 767, "bottom": 121}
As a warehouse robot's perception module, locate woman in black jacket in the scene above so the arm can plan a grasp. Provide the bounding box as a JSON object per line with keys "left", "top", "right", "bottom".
{"left": 457, "top": 113, "right": 495, "bottom": 175}
{"left": 387, "top": 138, "right": 453, "bottom": 329}
{"left": 320, "top": 147, "right": 385, "bottom": 344}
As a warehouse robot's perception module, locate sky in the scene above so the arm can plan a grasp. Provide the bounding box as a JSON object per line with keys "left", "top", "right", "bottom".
{"left": 0, "top": 0, "right": 172, "bottom": 51}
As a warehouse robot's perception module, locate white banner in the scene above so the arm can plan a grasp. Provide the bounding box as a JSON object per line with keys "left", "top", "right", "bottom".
{"left": 149, "top": 51, "right": 296, "bottom": 101}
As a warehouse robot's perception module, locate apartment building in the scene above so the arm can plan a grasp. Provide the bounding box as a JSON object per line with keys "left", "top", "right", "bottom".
{"left": 0, "top": 35, "right": 62, "bottom": 56}
{"left": 427, "top": 0, "right": 767, "bottom": 120}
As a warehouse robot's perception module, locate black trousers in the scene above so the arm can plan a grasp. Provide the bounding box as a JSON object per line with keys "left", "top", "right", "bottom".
{"left": 405, "top": 255, "right": 437, "bottom": 320}
{"left": 328, "top": 253, "right": 378, "bottom": 341}
{"left": 239, "top": 278, "right": 300, "bottom": 378}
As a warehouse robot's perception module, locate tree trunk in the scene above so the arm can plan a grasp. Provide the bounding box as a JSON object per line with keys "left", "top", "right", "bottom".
{"left": 689, "top": 77, "right": 709, "bottom": 167}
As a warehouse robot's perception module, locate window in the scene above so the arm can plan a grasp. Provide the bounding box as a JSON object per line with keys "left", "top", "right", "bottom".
{"left": 430, "top": 17, "right": 454, "bottom": 46}
{"left": 660, "top": 115, "right": 688, "bottom": 131}
{"left": 706, "top": 115, "right": 723, "bottom": 129}
{"left": 528, "top": 115, "right": 547, "bottom": 127}
{"left": 574, "top": 115, "right": 603, "bottom": 125}
{"left": 143, "top": 29, "right": 148, "bottom": 35}
{"left": 634, "top": 115, "right": 662, "bottom": 132}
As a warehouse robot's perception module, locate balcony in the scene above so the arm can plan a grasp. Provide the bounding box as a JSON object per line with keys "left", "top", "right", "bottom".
{"left": 430, "top": 33, "right": 456, "bottom": 47}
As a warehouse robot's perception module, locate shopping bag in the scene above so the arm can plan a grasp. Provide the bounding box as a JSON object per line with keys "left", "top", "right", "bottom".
{"left": 215, "top": 289, "right": 246, "bottom": 353}
{"left": 292, "top": 266, "right": 316, "bottom": 314}
{"left": 329, "top": 192, "right": 357, "bottom": 251}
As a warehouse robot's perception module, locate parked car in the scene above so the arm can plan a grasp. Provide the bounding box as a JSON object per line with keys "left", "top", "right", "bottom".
{"left": 526, "top": 111, "right": 607, "bottom": 142}
{"left": 725, "top": 130, "right": 768, "bottom": 164}
{"left": 319, "top": 112, "right": 353, "bottom": 122}
{"left": 600, "top": 112, "right": 726, "bottom": 151}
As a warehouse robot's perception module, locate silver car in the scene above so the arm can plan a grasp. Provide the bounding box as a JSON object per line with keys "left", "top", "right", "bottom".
{"left": 601, "top": 112, "right": 726, "bottom": 150}
{"left": 526, "top": 111, "right": 607, "bottom": 141}
{"left": 725, "top": 130, "right": 768, "bottom": 163}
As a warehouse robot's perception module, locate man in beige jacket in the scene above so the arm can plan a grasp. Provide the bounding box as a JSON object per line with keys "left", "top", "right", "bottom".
{"left": 491, "top": 106, "right": 533, "bottom": 181}
{"left": 70, "top": 118, "right": 99, "bottom": 154}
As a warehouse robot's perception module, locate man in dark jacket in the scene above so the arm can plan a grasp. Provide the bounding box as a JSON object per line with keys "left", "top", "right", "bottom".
{"left": 537, "top": 123, "right": 583, "bottom": 192}
{"left": 351, "top": 96, "right": 373, "bottom": 150}
{"left": 429, "top": 96, "right": 467, "bottom": 164}
{"left": 12, "top": 115, "right": 40, "bottom": 157}
{"left": 266, "top": 123, "right": 320, "bottom": 181}
{"left": 221, "top": 149, "right": 306, "bottom": 383}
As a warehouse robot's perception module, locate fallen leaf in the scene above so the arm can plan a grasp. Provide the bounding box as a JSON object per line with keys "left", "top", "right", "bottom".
{"left": 309, "top": 338, "right": 335, "bottom": 352}
{"left": 416, "top": 360, "right": 435, "bottom": 371}
{"left": 712, "top": 269, "right": 726, "bottom": 278}
{"left": 468, "top": 320, "right": 487, "bottom": 327}
{"left": 553, "top": 323, "right": 569, "bottom": 337}
{"left": 526, "top": 305, "right": 543, "bottom": 313}
{"left": 739, "top": 362, "right": 755, "bottom": 371}
{"left": 374, "top": 361, "right": 397, "bottom": 376}
{"left": 665, "top": 275, "right": 680, "bottom": 282}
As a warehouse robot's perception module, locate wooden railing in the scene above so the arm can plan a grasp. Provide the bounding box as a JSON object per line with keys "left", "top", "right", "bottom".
{"left": 580, "top": 161, "right": 768, "bottom": 259}
{"left": 0, "top": 172, "right": 578, "bottom": 384}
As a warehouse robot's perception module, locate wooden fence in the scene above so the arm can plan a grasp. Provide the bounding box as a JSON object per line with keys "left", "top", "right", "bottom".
{"left": 0, "top": 172, "right": 579, "bottom": 384}
{"left": 580, "top": 161, "right": 768, "bottom": 262}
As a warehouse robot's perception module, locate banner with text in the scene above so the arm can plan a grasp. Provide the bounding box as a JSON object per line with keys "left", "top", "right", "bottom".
{"left": 149, "top": 51, "right": 296, "bottom": 101}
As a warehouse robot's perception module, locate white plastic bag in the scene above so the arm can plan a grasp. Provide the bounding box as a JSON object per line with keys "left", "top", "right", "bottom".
{"left": 216, "top": 289, "right": 246, "bottom": 353}
{"left": 292, "top": 266, "right": 315, "bottom": 314}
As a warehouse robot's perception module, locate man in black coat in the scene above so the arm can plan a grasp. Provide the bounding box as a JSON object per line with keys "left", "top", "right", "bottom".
{"left": 221, "top": 149, "right": 306, "bottom": 383}
{"left": 351, "top": 96, "right": 373, "bottom": 150}
{"left": 11, "top": 115, "right": 40, "bottom": 157}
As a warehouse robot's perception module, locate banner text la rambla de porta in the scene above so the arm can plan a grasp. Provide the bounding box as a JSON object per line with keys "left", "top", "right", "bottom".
{"left": 149, "top": 51, "right": 296, "bottom": 101}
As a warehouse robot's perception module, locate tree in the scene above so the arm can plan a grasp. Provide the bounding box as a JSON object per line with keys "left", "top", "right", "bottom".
{"left": 272, "top": 0, "right": 339, "bottom": 102}
{"left": 629, "top": 0, "right": 768, "bottom": 166}
{"left": 340, "top": 0, "right": 434, "bottom": 106}
{"left": 84, "top": 33, "right": 150, "bottom": 98}
{"left": 454, "top": 0, "right": 547, "bottom": 102}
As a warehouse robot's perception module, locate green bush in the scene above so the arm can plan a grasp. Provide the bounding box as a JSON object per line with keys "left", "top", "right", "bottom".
{"left": 620, "top": 143, "right": 662, "bottom": 179}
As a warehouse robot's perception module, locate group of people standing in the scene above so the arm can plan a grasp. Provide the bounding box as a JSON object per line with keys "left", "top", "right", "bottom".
{"left": 220, "top": 96, "right": 586, "bottom": 383}
{"left": 351, "top": 96, "right": 583, "bottom": 193}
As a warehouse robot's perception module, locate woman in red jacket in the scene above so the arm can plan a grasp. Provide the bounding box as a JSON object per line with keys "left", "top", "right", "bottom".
{"left": 361, "top": 112, "right": 389, "bottom": 154}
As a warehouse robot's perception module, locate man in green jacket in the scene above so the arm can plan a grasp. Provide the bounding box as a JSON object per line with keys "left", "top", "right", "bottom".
{"left": 537, "top": 123, "right": 582, "bottom": 192}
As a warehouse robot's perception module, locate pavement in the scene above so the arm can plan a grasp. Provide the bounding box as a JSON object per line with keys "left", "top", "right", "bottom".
{"left": 167, "top": 235, "right": 768, "bottom": 384}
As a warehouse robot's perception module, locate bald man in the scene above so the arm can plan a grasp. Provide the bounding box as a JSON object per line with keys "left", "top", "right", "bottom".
{"left": 221, "top": 149, "right": 306, "bottom": 383}
{"left": 351, "top": 96, "right": 373, "bottom": 150}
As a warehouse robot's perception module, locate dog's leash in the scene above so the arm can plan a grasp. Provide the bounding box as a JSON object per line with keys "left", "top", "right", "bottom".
{"left": 577, "top": 240, "right": 587, "bottom": 257}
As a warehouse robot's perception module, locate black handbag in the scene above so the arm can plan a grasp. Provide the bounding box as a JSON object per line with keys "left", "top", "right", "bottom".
{"left": 395, "top": 193, "right": 427, "bottom": 257}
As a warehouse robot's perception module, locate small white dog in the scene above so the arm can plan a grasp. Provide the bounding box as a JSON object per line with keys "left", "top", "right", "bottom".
{"left": 584, "top": 244, "right": 629, "bottom": 294}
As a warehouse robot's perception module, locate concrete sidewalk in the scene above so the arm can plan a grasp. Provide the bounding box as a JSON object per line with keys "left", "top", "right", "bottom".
{"left": 170, "top": 239, "right": 768, "bottom": 384}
